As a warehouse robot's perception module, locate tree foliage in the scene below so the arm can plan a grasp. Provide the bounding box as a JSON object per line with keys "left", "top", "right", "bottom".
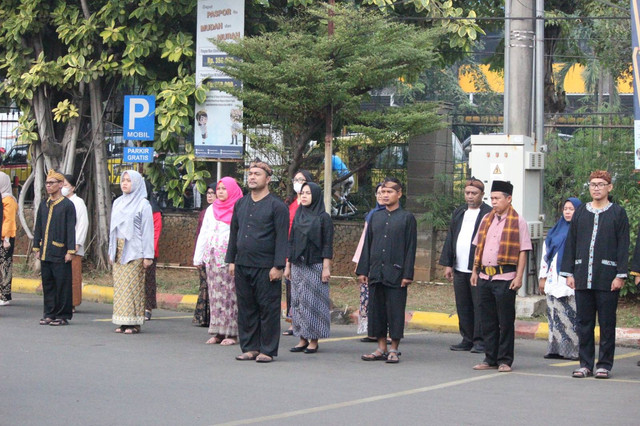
{"left": 211, "top": 4, "right": 448, "bottom": 195}
{"left": 0, "top": 0, "right": 202, "bottom": 269}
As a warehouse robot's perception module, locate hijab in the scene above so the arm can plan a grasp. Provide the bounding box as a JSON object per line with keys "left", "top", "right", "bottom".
{"left": 365, "top": 183, "right": 385, "bottom": 223}
{"left": 291, "top": 182, "right": 326, "bottom": 261}
{"left": 544, "top": 197, "right": 582, "bottom": 267}
{"left": 110, "top": 170, "right": 148, "bottom": 241}
{"left": 144, "top": 179, "right": 162, "bottom": 213}
{"left": 0, "top": 172, "right": 15, "bottom": 201}
{"left": 213, "top": 177, "right": 243, "bottom": 224}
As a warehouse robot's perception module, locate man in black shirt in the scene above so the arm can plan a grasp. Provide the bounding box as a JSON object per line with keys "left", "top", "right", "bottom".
{"left": 33, "top": 170, "right": 76, "bottom": 326}
{"left": 226, "top": 159, "right": 289, "bottom": 363}
{"left": 356, "top": 177, "right": 417, "bottom": 363}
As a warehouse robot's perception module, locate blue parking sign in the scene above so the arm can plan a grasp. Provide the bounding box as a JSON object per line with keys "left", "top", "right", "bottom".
{"left": 123, "top": 95, "right": 155, "bottom": 141}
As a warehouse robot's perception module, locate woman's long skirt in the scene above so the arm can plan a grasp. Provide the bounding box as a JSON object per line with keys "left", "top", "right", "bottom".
{"left": 0, "top": 238, "right": 14, "bottom": 302}
{"left": 357, "top": 282, "right": 369, "bottom": 335}
{"left": 144, "top": 258, "right": 158, "bottom": 310}
{"left": 71, "top": 255, "right": 82, "bottom": 307}
{"left": 291, "top": 262, "right": 330, "bottom": 340}
{"left": 546, "top": 294, "right": 579, "bottom": 359}
{"left": 112, "top": 239, "right": 145, "bottom": 326}
{"left": 206, "top": 264, "right": 238, "bottom": 336}
{"left": 192, "top": 266, "right": 210, "bottom": 326}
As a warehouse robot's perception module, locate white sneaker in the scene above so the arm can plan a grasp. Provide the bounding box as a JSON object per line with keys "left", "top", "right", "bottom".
{"left": 0, "top": 300, "right": 10, "bottom": 306}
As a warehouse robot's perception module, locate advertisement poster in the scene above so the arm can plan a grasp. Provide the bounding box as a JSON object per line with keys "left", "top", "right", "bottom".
{"left": 633, "top": 0, "right": 640, "bottom": 169}
{"left": 194, "top": 0, "right": 244, "bottom": 159}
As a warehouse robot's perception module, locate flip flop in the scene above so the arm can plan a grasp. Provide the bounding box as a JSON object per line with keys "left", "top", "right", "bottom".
{"left": 39, "top": 318, "right": 54, "bottom": 325}
{"left": 235, "top": 351, "right": 259, "bottom": 361}
{"left": 49, "top": 319, "right": 69, "bottom": 326}
{"left": 282, "top": 329, "right": 294, "bottom": 336}
{"left": 124, "top": 326, "right": 140, "bottom": 334}
{"left": 220, "top": 338, "right": 237, "bottom": 346}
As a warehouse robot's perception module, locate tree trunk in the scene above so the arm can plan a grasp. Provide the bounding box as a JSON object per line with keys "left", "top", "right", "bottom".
{"left": 60, "top": 83, "right": 85, "bottom": 174}
{"left": 88, "top": 79, "right": 111, "bottom": 270}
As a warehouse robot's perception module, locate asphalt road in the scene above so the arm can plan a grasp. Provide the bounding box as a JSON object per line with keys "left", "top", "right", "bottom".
{"left": 2, "top": 293, "right": 640, "bottom": 426}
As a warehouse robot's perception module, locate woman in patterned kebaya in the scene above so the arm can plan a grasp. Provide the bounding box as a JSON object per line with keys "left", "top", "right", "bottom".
{"left": 193, "top": 177, "right": 243, "bottom": 345}
{"left": 285, "top": 182, "right": 333, "bottom": 354}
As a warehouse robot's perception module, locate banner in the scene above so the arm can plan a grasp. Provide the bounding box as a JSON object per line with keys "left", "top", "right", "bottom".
{"left": 194, "top": 0, "right": 244, "bottom": 160}
{"left": 633, "top": 0, "right": 640, "bottom": 168}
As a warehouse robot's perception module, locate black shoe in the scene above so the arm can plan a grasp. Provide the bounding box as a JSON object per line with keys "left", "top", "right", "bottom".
{"left": 304, "top": 345, "right": 318, "bottom": 354}
{"left": 359, "top": 337, "right": 377, "bottom": 343}
{"left": 544, "top": 353, "right": 564, "bottom": 359}
{"left": 290, "top": 344, "right": 308, "bottom": 353}
{"left": 470, "top": 345, "right": 485, "bottom": 354}
{"left": 450, "top": 343, "right": 473, "bottom": 351}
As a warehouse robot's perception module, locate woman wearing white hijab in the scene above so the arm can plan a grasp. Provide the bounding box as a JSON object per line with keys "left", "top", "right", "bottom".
{"left": 109, "top": 170, "right": 155, "bottom": 334}
{"left": 0, "top": 172, "right": 17, "bottom": 306}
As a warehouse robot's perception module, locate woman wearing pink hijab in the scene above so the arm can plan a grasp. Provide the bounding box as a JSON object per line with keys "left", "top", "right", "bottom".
{"left": 193, "top": 177, "right": 243, "bottom": 345}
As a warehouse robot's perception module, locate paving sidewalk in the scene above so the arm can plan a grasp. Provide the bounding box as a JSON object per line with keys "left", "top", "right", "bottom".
{"left": 13, "top": 277, "right": 640, "bottom": 347}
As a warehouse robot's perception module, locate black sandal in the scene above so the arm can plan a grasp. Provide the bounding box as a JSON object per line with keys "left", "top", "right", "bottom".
{"left": 39, "top": 318, "right": 54, "bottom": 325}
{"left": 361, "top": 349, "right": 387, "bottom": 361}
{"left": 49, "top": 319, "right": 69, "bottom": 326}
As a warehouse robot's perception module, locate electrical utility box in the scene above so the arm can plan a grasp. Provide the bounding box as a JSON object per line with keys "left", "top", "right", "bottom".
{"left": 469, "top": 134, "right": 545, "bottom": 294}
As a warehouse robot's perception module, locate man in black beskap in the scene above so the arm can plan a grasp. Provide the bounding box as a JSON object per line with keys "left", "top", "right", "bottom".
{"left": 439, "top": 178, "right": 492, "bottom": 353}
{"left": 33, "top": 169, "right": 76, "bottom": 326}
{"left": 356, "top": 177, "right": 417, "bottom": 364}
{"left": 225, "top": 159, "right": 289, "bottom": 363}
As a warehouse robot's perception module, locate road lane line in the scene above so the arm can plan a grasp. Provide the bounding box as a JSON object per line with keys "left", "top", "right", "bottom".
{"left": 514, "top": 371, "right": 640, "bottom": 384}
{"left": 92, "top": 315, "right": 193, "bottom": 322}
{"left": 549, "top": 351, "right": 640, "bottom": 367}
{"left": 214, "top": 374, "right": 501, "bottom": 425}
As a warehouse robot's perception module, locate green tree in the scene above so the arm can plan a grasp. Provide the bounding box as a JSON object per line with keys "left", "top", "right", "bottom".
{"left": 0, "top": 0, "right": 203, "bottom": 268}
{"left": 211, "top": 5, "right": 447, "bottom": 194}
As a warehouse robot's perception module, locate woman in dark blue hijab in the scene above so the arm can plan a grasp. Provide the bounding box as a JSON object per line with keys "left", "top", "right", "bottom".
{"left": 538, "top": 197, "right": 582, "bottom": 360}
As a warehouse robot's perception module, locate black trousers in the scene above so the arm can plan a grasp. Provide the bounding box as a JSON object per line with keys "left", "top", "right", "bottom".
{"left": 234, "top": 265, "right": 281, "bottom": 357}
{"left": 478, "top": 278, "right": 516, "bottom": 366}
{"left": 368, "top": 282, "right": 407, "bottom": 340}
{"left": 575, "top": 288, "right": 619, "bottom": 371}
{"left": 41, "top": 260, "right": 73, "bottom": 320}
{"left": 453, "top": 271, "right": 483, "bottom": 347}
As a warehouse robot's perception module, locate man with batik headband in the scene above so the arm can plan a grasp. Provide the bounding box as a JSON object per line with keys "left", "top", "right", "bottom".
{"left": 561, "top": 170, "right": 629, "bottom": 379}
{"left": 471, "top": 180, "right": 532, "bottom": 372}
{"left": 33, "top": 170, "right": 77, "bottom": 326}
{"left": 226, "top": 158, "right": 289, "bottom": 363}
{"left": 356, "top": 177, "right": 417, "bottom": 364}
{"left": 439, "top": 177, "right": 492, "bottom": 353}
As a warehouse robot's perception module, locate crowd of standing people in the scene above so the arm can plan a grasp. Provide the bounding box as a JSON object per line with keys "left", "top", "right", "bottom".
{"left": 2, "top": 161, "right": 639, "bottom": 374}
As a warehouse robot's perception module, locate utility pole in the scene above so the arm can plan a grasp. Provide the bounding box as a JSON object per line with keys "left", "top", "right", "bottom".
{"left": 323, "top": 0, "right": 335, "bottom": 214}
{"left": 506, "top": 0, "right": 535, "bottom": 136}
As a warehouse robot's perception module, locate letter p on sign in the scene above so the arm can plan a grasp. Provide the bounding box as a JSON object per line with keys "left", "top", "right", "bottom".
{"left": 123, "top": 95, "right": 156, "bottom": 141}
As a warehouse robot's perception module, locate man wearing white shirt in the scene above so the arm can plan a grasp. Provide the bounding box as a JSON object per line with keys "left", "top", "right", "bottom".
{"left": 63, "top": 174, "right": 88, "bottom": 311}
{"left": 439, "top": 178, "right": 492, "bottom": 352}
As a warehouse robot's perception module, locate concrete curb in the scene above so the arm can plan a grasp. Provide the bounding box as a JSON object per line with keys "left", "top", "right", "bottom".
{"left": 12, "top": 277, "right": 640, "bottom": 346}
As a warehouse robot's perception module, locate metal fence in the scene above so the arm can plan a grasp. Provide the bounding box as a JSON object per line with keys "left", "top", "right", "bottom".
{"left": 452, "top": 112, "right": 635, "bottom": 225}
{"left": 0, "top": 106, "right": 20, "bottom": 152}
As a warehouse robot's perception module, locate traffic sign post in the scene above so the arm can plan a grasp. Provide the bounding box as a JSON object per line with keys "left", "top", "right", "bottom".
{"left": 123, "top": 95, "right": 155, "bottom": 141}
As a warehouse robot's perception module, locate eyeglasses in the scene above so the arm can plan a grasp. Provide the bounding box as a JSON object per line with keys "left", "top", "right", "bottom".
{"left": 588, "top": 182, "right": 609, "bottom": 189}
{"left": 45, "top": 181, "right": 60, "bottom": 186}
{"left": 292, "top": 178, "right": 306, "bottom": 183}
{"left": 206, "top": 191, "right": 216, "bottom": 195}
